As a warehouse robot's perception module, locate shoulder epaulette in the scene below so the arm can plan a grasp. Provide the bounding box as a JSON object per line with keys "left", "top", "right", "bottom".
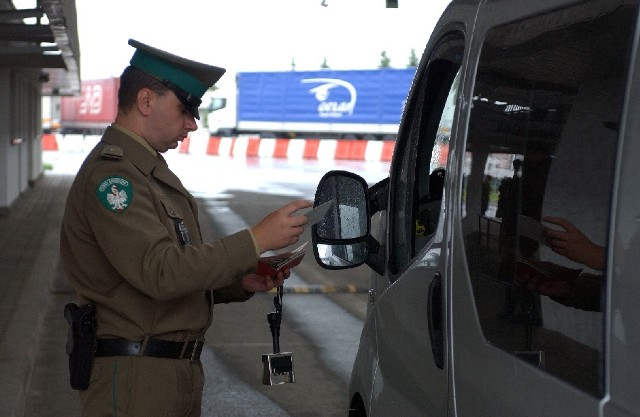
{"left": 100, "top": 145, "right": 124, "bottom": 160}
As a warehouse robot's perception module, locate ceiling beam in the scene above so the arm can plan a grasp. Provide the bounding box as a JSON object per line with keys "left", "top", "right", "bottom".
{"left": 0, "top": 53, "right": 65, "bottom": 67}
{"left": 0, "top": 45, "right": 60, "bottom": 54}
{"left": 0, "top": 8, "right": 44, "bottom": 22}
{"left": 0, "top": 23, "right": 54, "bottom": 42}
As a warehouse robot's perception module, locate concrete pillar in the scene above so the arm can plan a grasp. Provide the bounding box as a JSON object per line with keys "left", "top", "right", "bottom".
{"left": 0, "top": 69, "right": 43, "bottom": 215}
{"left": 0, "top": 69, "right": 13, "bottom": 214}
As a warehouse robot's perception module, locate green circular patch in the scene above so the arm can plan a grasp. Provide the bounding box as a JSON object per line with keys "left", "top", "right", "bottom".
{"left": 96, "top": 176, "right": 134, "bottom": 213}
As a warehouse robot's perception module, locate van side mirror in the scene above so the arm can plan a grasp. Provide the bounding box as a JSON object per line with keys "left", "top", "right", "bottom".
{"left": 312, "top": 171, "right": 370, "bottom": 269}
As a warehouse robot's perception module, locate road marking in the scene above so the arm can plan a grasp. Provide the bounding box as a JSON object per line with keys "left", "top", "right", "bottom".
{"left": 206, "top": 203, "right": 364, "bottom": 385}
{"left": 269, "top": 284, "right": 368, "bottom": 294}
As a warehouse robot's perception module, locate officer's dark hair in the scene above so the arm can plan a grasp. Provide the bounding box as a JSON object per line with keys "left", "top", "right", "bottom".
{"left": 117, "top": 66, "right": 169, "bottom": 113}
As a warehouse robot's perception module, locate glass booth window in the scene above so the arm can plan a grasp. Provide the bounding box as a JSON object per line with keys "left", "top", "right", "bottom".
{"left": 461, "top": 1, "right": 637, "bottom": 396}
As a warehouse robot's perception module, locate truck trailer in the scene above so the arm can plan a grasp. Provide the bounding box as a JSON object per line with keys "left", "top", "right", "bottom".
{"left": 204, "top": 68, "right": 416, "bottom": 141}
{"left": 58, "top": 77, "right": 119, "bottom": 135}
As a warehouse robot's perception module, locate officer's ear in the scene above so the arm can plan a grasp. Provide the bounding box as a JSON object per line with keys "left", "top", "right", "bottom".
{"left": 136, "top": 88, "right": 153, "bottom": 117}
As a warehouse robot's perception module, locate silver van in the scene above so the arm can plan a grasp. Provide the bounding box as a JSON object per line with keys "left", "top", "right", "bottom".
{"left": 311, "top": 0, "right": 640, "bottom": 415}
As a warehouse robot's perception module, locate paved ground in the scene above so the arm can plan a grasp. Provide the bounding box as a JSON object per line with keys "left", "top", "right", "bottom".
{"left": 0, "top": 173, "right": 81, "bottom": 417}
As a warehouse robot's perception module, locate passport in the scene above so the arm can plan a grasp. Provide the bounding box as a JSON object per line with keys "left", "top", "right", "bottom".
{"left": 257, "top": 242, "right": 308, "bottom": 276}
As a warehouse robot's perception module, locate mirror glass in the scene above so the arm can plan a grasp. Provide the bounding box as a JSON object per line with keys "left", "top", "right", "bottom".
{"left": 316, "top": 242, "right": 367, "bottom": 267}
{"left": 315, "top": 175, "right": 367, "bottom": 240}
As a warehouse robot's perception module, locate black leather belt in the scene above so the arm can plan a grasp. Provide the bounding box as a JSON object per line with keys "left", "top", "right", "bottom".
{"left": 95, "top": 337, "right": 204, "bottom": 361}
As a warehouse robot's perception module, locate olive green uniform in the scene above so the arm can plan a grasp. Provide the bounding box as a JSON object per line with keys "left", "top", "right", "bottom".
{"left": 60, "top": 126, "right": 259, "bottom": 416}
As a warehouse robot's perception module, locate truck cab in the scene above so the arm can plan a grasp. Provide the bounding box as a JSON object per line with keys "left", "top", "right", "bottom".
{"left": 202, "top": 79, "right": 238, "bottom": 137}
{"left": 311, "top": 0, "right": 640, "bottom": 415}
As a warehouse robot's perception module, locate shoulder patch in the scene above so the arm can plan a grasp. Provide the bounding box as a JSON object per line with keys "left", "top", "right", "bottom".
{"left": 100, "top": 145, "right": 124, "bottom": 160}
{"left": 96, "top": 176, "right": 134, "bottom": 214}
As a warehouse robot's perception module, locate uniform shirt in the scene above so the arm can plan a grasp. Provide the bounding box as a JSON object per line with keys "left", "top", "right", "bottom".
{"left": 60, "top": 125, "right": 258, "bottom": 342}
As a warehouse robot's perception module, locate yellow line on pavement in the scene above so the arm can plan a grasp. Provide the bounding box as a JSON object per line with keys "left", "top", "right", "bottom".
{"left": 268, "top": 285, "right": 368, "bottom": 294}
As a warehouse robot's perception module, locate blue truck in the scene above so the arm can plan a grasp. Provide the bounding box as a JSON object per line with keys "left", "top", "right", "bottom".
{"left": 204, "top": 68, "right": 416, "bottom": 140}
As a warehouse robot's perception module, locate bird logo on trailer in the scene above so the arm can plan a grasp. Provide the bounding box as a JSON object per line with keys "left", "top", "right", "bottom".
{"left": 301, "top": 78, "right": 356, "bottom": 118}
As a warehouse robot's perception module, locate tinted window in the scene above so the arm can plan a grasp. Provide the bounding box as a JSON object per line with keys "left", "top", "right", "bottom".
{"left": 389, "top": 34, "right": 463, "bottom": 275}
{"left": 462, "top": 0, "right": 637, "bottom": 396}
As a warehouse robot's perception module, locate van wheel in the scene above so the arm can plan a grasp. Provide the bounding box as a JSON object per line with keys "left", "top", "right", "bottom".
{"left": 349, "top": 394, "right": 367, "bottom": 417}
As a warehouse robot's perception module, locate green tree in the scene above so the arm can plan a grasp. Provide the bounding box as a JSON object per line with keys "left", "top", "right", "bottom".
{"left": 320, "top": 57, "right": 330, "bottom": 69}
{"left": 379, "top": 50, "right": 391, "bottom": 68}
{"left": 407, "top": 48, "right": 419, "bottom": 68}
{"left": 291, "top": 58, "right": 296, "bottom": 71}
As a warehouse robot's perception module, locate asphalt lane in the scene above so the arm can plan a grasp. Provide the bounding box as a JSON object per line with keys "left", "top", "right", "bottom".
{"left": 198, "top": 190, "right": 369, "bottom": 417}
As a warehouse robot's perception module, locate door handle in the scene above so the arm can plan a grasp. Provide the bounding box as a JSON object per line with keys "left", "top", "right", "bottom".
{"left": 428, "top": 272, "right": 444, "bottom": 369}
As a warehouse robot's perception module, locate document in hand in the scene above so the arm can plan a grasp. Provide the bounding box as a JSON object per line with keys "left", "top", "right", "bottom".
{"left": 257, "top": 242, "right": 308, "bottom": 277}
{"left": 517, "top": 215, "right": 548, "bottom": 246}
{"left": 303, "top": 200, "right": 333, "bottom": 229}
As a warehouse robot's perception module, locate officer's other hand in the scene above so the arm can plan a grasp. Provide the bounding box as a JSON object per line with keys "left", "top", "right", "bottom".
{"left": 252, "top": 200, "right": 312, "bottom": 253}
{"left": 242, "top": 269, "right": 290, "bottom": 292}
{"left": 543, "top": 216, "right": 605, "bottom": 270}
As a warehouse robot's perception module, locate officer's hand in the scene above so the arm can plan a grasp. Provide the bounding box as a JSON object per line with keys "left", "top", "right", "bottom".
{"left": 242, "top": 269, "right": 290, "bottom": 292}
{"left": 543, "top": 216, "right": 605, "bottom": 270}
{"left": 251, "top": 200, "right": 312, "bottom": 253}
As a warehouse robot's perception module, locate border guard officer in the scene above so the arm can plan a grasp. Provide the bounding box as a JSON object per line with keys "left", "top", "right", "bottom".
{"left": 60, "top": 39, "right": 311, "bottom": 417}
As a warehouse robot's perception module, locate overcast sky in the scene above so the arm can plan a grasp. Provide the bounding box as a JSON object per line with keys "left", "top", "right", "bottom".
{"left": 74, "top": 0, "right": 450, "bottom": 84}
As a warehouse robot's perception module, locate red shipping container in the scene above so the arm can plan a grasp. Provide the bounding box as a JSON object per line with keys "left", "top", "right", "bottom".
{"left": 60, "top": 78, "right": 120, "bottom": 134}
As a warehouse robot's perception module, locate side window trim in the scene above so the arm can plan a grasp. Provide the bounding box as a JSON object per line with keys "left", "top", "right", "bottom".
{"left": 388, "top": 32, "right": 465, "bottom": 278}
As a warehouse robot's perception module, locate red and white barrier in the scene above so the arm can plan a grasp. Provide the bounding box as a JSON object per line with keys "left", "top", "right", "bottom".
{"left": 180, "top": 134, "right": 396, "bottom": 161}
{"left": 44, "top": 132, "right": 398, "bottom": 162}
{"left": 42, "top": 134, "right": 102, "bottom": 153}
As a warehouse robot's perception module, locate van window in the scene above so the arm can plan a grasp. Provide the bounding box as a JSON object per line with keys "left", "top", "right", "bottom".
{"left": 389, "top": 33, "right": 463, "bottom": 275}
{"left": 461, "top": 1, "right": 637, "bottom": 396}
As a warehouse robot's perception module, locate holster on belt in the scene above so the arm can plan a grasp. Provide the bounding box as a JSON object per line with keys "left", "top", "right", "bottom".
{"left": 64, "top": 303, "right": 97, "bottom": 390}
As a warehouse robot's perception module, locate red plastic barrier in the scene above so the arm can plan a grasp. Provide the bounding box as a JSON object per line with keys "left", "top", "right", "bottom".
{"left": 206, "top": 137, "right": 222, "bottom": 155}
{"left": 381, "top": 141, "right": 396, "bottom": 161}
{"left": 178, "top": 137, "right": 190, "bottom": 153}
{"left": 348, "top": 141, "right": 368, "bottom": 160}
{"left": 42, "top": 133, "right": 58, "bottom": 151}
{"left": 303, "top": 139, "right": 320, "bottom": 159}
{"left": 273, "top": 139, "right": 290, "bottom": 158}
{"left": 246, "top": 138, "right": 261, "bottom": 157}
{"left": 334, "top": 140, "right": 353, "bottom": 160}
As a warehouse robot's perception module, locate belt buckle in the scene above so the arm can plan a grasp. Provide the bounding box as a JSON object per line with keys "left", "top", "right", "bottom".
{"left": 189, "top": 338, "right": 204, "bottom": 361}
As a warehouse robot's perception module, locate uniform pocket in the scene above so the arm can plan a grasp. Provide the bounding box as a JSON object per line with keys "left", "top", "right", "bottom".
{"left": 159, "top": 198, "right": 181, "bottom": 220}
{"left": 80, "top": 358, "right": 132, "bottom": 417}
{"left": 160, "top": 198, "right": 192, "bottom": 246}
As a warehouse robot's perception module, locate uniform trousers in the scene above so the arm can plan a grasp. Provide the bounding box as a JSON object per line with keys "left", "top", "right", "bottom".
{"left": 80, "top": 355, "right": 204, "bottom": 417}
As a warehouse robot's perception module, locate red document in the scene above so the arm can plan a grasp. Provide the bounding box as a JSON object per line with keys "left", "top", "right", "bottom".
{"left": 515, "top": 258, "right": 581, "bottom": 280}
{"left": 256, "top": 242, "right": 307, "bottom": 277}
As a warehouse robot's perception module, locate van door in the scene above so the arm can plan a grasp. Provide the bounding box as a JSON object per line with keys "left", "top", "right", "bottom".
{"left": 366, "top": 31, "right": 465, "bottom": 416}
{"left": 453, "top": 0, "right": 638, "bottom": 415}
{"left": 608, "top": 43, "right": 640, "bottom": 416}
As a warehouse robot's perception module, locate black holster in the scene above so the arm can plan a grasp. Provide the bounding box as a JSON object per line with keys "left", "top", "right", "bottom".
{"left": 64, "top": 303, "right": 97, "bottom": 390}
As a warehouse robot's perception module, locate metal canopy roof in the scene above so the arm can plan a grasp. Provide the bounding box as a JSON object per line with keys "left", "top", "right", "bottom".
{"left": 0, "top": 0, "right": 80, "bottom": 95}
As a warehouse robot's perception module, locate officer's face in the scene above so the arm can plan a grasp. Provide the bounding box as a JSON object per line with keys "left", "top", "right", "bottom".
{"left": 147, "top": 90, "right": 197, "bottom": 153}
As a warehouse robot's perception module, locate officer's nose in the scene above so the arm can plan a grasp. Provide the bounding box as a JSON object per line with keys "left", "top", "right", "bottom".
{"left": 185, "top": 115, "right": 198, "bottom": 132}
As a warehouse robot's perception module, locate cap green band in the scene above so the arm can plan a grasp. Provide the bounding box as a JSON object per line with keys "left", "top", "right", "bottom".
{"left": 130, "top": 50, "right": 208, "bottom": 98}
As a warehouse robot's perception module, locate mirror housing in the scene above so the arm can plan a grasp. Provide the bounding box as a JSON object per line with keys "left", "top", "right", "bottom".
{"left": 311, "top": 170, "right": 387, "bottom": 275}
